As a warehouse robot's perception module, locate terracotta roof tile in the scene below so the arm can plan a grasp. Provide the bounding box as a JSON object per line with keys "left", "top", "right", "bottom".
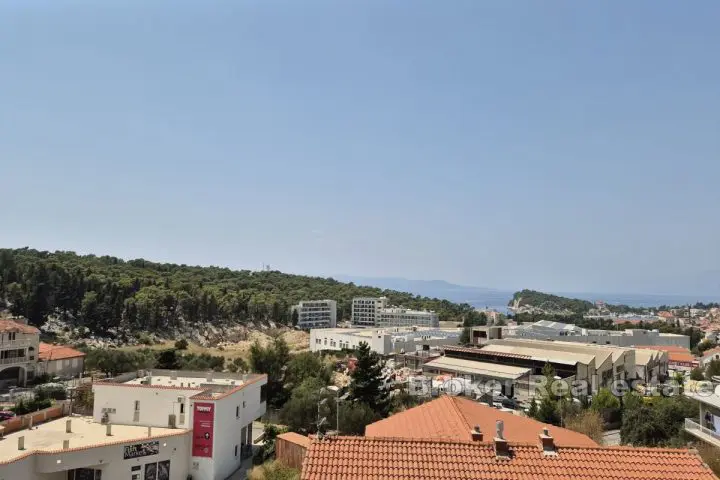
{"left": 637, "top": 346, "right": 697, "bottom": 364}
{"left": 366, "top": 396, "right": 597, "bottom": 447}
{"left": 38, "top": 342, "right": 86, "bottom": 361}
{"left": 301, "top": 436, "right": 718, "bottom": 480}
{"left": 0, "top": 319, "right": 39, "bottom": 334}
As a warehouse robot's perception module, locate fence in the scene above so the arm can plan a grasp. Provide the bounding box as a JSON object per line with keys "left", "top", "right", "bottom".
{"left": 275, "top": 433, "right": 310, "bottom": 469}
{"left": 0, "top": 403, "right": 69, "bottom": 435}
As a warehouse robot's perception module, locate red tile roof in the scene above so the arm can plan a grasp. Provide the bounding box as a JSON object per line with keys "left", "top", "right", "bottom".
{"left": 0, "top": 319, "right": 39, "bottom": 334}
{"left": 636, "top": 346, "right": 697, "bottom": 364}
{"left": 300, "top": 436, "right": 718, "bottom": 480}
{"left": 702, "top": 347, "right": 720, "bottom": 360}
{"left": 38, "top": 343, "right": 86, "bottom": 361}
{"left": 366, "top": 395, "right": 597, "bottom": 447}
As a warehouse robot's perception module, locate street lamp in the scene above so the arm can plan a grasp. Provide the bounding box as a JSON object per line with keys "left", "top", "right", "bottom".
{"left": 323, "top": 386, "right": 350, "bottom": 434}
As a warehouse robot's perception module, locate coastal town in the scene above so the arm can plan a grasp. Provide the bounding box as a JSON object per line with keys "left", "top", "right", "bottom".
{"left": 2, "top": 289, "right": 720, "bottom": 479}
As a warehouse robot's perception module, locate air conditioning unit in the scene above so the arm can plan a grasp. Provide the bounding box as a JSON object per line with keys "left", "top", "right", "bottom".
{"left": 177, "top": 396, "right": 185, "bottom": 403}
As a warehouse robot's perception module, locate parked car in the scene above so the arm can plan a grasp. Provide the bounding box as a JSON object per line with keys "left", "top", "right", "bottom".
{"left": 492, "top": 394, "right": 520, "bottom": 410}
{"left": 0, "top": 411, "right": 16, "bottom": 421}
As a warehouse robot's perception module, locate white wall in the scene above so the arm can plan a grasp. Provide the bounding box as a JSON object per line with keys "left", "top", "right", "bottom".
{"left": 0, "top": 432, "right": 190, "bottom": 480}
{"left": 93, "top": 385, "right": 199, "bottom": 429}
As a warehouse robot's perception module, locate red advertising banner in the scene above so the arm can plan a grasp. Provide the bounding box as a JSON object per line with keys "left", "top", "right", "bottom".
{"left": 192, "top": 402, "right": 215, "bottom": 458}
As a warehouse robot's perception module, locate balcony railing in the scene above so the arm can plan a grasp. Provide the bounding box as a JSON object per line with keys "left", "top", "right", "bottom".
{"left": 0, "top": 339, "right": 33, "bottom": 348}
{"left": 0, "top": 356, "right": 29, "bottom": 365}
{"left": 685, "top": 418, "right": 720, "bottom": 447}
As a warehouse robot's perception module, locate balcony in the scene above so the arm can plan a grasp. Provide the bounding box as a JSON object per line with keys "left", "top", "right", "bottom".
{"left": 0, "top": 338, "right": 34, "bottom": 348}
{"left": 685, "top": 418, "right": 720, "bottom": 448}
{"left": 0, "top": 356, "right": 29, "bottom": 366}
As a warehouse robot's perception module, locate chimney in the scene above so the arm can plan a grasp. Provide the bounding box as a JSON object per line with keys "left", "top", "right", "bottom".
{"left": 170, "top": 371, "right": 178, "bottom": 380}
{"left": 470, "top": 425, "right": 483, "bottom": 442}
{"left": 106, "top": 424, "right": 113, "bottom": 436}
{"left": 66, "top": 419, "right": 72, "bottom": 433}
{"left": 494, "top": 420, "right": 510, "bottom": 458}
{"left": 28, "top": 417, "right": 34, "bottom": 430}
{"left": 63, "top": 439, "right": 70, "bottom": 450}
{"left": 18, "top": 436, "right": 25, "bottom": 450}
{"left": 539, "top": 427, "right": 556, "bottom": 455}
{"left": 206, "top": 371, "right": 213, "bottom": 382}
{"left": 147, "top": 426, "right": 152, "bottom": 437}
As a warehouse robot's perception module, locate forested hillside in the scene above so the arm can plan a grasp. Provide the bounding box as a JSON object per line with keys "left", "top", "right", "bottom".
{"left": 510, "top": 289, "right": 594, "bottom": 313}
{"left": 0, "top": 248, "right": 475, "bottom": 336}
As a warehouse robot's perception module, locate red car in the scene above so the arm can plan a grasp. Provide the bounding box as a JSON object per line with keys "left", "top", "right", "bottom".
{"left": 0, "top": 411, "right": 15, "bottom": 421}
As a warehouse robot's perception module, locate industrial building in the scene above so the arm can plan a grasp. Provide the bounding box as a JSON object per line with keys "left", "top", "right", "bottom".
{"left": 0, "top": 369, "right": 267, "bottom": 480}
{"left": 310, "top": 327, "right": 460, "bottom": 356}
{"left": 505, "top": 320, "right": 690, "bottom": 349}
{"left": 293, "top": 300, "right": 337, "bottom": 330}
{"left": 351, "top": 297, "right": 439, "bottom": 328}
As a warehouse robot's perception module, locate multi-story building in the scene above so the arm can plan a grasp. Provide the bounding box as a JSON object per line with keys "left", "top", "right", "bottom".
{"left": 351, "top": 297, "right": 388, "bottom": 327}
{"left": 0, "top": 318, "right": 40, "bottom": 388}
{"left": 685, "top": 386, "right": 720, "bottom": 449}
{"left": 0, "top": 369, "right": 268, "bottom": 480}
{"left": 294, "top": 300, "right": 337, "bottom": 330}
{"left": 376, "top": 307, "right": 439, "bottom": 328}
{"left": 352, "top": 297, "right": 438, "bottom": 328}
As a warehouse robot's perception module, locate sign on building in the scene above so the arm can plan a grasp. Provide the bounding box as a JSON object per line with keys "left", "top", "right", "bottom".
{"left": 192, "top": 402, "right": 214, "bottom": 457}
{"left": 123, "top": 441, "right": 160, "bottom": 460}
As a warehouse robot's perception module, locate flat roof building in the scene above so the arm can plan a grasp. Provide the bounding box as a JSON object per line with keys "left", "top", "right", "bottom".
{"left": 0, "top": 369, "right": 267, "bottom": 480}
{"left": 310, "top": 327, "right": 460, "bottom": 356}
{"left": 506, "top": 320, "right": 690, "bottom": 349}
{"left": 351, "top": 297, "right": 439, "bottom": 328}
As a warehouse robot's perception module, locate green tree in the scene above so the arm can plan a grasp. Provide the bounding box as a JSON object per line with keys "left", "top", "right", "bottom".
{"left": 291, "top": 309, "right": 299, "bottom": 327}
{"left": 338, "top": 401, "right": 381, "bottom": 435}
{"left": 174, "top": 339, "right": 189, "bottom": 350}
{"left": 527, "top": 397, "right": 538, "bottom": 419}
{"left": 227, "top": 357, "right": 249, "bottom": 373}
{"left": 156, "top": 349, "right": 180, "bottom": 370}
{"left": 535, "top": 395, "right": 560, "bottom": 425}
{"left": 591, "top": 388, "right": 621, "bottom": 411}
{"left": 349, "top": 342, "right": 389, "bottom": 416}
{"left": 459, "top": 327, "right": 471, "bottom": 345}
{"left": 279, "top": 378, "right": 327, "bottom": 434}
{"left": 250, "top": 337, "right": 291, "bottom": 407}
{"left": 284, "top": 352, "right": 332, "bottom": 390}
{"left": 690, "top": 367, "right": 705, "bottom": 381}
{"left": 706, "top": 359, "right": 720, "bottom": 379}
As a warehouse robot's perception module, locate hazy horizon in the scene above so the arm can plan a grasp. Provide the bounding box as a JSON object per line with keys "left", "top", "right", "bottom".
{"left": 3, "top": 1, "right": 720, "bottom": 296}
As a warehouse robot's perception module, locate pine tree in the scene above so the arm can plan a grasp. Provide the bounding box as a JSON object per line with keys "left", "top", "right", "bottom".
{"left": 349, "top": 342, "right": 389, "bottom": 416}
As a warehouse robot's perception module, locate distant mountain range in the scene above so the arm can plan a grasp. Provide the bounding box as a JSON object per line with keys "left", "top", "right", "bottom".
{"left": 333, "top": 275, "right": 512, "bottom": 309}
{"left": 332, "top": 275, "right": 720, "bottom": 310}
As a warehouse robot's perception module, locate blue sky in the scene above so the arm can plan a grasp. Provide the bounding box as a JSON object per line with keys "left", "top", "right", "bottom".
{"left": 2, "top": 1, "right": 719, "bottom": 295}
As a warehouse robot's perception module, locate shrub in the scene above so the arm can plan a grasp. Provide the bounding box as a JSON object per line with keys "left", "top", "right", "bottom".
{"left": 174, "top": 339, "right": 189, "bottom": 350}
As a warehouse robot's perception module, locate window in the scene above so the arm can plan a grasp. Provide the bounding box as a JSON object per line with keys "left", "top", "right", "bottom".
{"left": 180, "top": 403, "right": 185, "bottom": 414}
{"left": 243, "top": 401, "right": 246, "bottom": 408}
{"left": 236, "top": 406, "right": 239, "bottom": 417}
{"left": 260, "top": 384, "right": 268, "bottom": 402}
{"left": 234, "top": 445, "right": 238, "bottom": 457}
{"left": 134, "top": 401, "right": 140, "bottom": 411}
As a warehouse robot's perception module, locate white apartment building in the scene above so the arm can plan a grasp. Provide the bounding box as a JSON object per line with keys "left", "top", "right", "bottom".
{"left": 0, "top": 318, "right": 40, "bottom": 388}
{"left": 352, "top": 297, "right": 439, "bottom": 328}
{"left": 376, "top": 307, "right": 439, "bottom": 328}
{"left": 0, "top": 369, "right": 267, "bottom": 480}
{"left": 351, "top": 297, "right": 388, "bottom": 327}
{"left": 294, "top": 300, "right": 337, "bottom": 329}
